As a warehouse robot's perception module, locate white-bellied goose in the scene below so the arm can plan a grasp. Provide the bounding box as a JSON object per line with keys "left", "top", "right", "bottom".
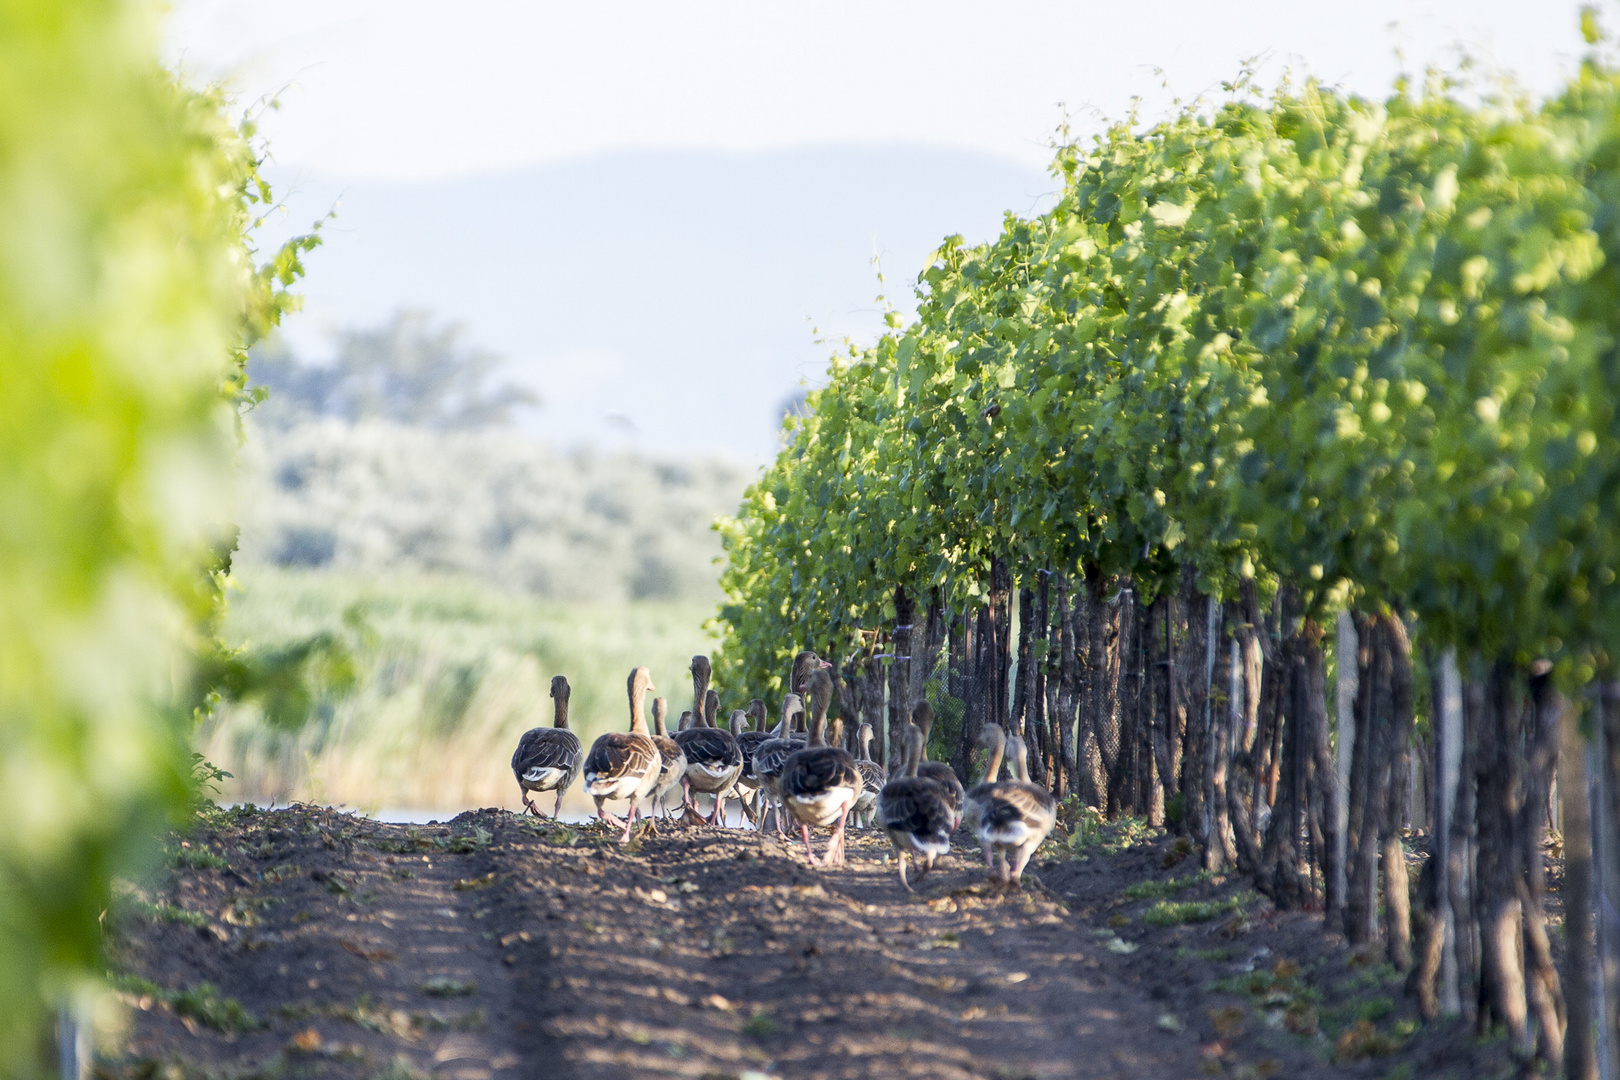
{"left": 972, "top": 731, "right": 1057, "bottom": 888}
{"left": 510, "top": 675, "right": 583, "bottom": 818}
{"left": 754, "top": 693, "right": 806, "bottom": 835}
{"left": 877, "top": 723, "right": 954, "bottom": 891}
{"left": 582, "top": 667, "right": 661, "bottom": 842}
{"left": 672, "top": 655, "right": 743, "bottom": 825}
{"left": 780, "top": 669, "right": 862, "bottom": 867}
{"left": 648, "top": 696, "right": 686, "bottom": 819}
{"left": 912, "top": 701, "right": 966, "bottom": 830}
{"left": 853, "top": 722, "right": 886, "bottom": 828}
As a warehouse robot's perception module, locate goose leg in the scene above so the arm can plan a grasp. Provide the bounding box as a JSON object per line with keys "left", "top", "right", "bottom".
{"left": 619, "top": 802, "right": 638, "bottom": 844}
{"left": 800, "top": 822, "right": 820, "bottom": 867}
{"left": 551, "top": 789, "right": 564, "bottom": 819}
{"left": 1008, "top": 842, "right": 1039, "bottom": 888}
{"left": 826, "top": 806, "right": 851, "bottom": 866}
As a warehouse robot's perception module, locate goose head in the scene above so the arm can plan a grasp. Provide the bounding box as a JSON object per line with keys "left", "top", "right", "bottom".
{"left": 806, "top": 669, "right": 834, "bottom": 748}
{"left": 652, "top": 697, "right": 670, "bottom": 738}
{"left": 976, "top": 723, "right": 1007, "bottom": 783}
{"left": 780, "top": 693, "right": 804, "bottom": 735}
{"left": 790, "top": 650, "right": 820, "bottom": 696}
{"left": 690, "top": 655, "right": 712, "bottom": 724}
{"left": 627, "top": 666, "right": 656, "bottom": 733}
{"left": 550, "top": 675, "right": 571, "bottom": 728}
{"left": 1008, "top": 734, "right": 1031, "bottom": 782}
{"left": 911, "top": 701, "right": 937, "bottom": 760}
{"left": 747, "top": 698, "right": 767, "bottom": 732}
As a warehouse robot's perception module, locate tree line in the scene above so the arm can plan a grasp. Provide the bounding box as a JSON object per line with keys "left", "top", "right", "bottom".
{"left": 714, "top": 29, "right": 1620, "bottom": 1078}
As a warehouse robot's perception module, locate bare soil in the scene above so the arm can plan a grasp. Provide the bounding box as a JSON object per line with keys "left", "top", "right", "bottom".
{"left": 98, "top": 805, "right": 1518, "bottom": 1080}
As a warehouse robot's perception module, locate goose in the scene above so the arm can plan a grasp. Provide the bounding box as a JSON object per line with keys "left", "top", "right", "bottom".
{"left": 971, "top": 730, "right": 1057, "bottom": 888}
{"left": 912, "top": 701, "right": 966, "bottom": 830}
{"left": 753, "top": 693, "right": 806, "bottom": 835}
{"left": 510, "top": 675, "right": 583, "bottom": 818}
{"left": 852, "top": 722, "right": 886, "bottom": 828}
{"left": 962, "top": 723, "right": 1007, "bottom": 838}
{"left": 648, "top": 696, "right": 686, "bottom": 819}
{"left": 877, "top": 723, "right": 954, "bottom": 891}
{"left": 732, "top": 698, "right": 773, "bottom": 825}
{"left": 581, "top": 667, "right": 662, "bottom": 842}
{"left": 672, "top": 656, "right": 743, "bottom": 825}
{"left": 780, "top": 669, "right": 862, "bottom": 867}
{"left": 724, "top": 707, "right": 761, "bottom": 825}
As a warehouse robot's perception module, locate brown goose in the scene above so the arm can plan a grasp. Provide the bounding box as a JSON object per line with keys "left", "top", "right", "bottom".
{"left": 780, "top": 669, "right": 862, "bottom": 867}
{"left": 582, "top": 667, "right": 661, "bottom": 842}
{"left": 648, "top": 696, "right": 686, "bottom": 819}
{"left": 510, "top": 675, "right": 583, "bottom": 818}
{"left": 672, "top": 656, "right": 743, "bottom": 825}
{"left": 754, "top": 693, "right": 806, "bottom": 835}
{"left": 732, "top": 698, "right": 772, "bottom": 825}
{"left": 723, "top": 707, "right": 760, "bottom": 825}
{"left": 971, "top": 731, "right": 1057, "bottom": 888}
{"left": 877, "top": 724, "right": 954, "bottom": 891}
{"left": 852, "top": 722, "right": 887, "bottom": 828}
{"left": 912, "top": 701, "right": 966, "bottom": 830}
{"left": 962, "top": 722, "right": 1007, "bottom": 838}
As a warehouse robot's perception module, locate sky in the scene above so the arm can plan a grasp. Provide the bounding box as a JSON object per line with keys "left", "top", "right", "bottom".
{"left": 166, "top": 1, "right": 1595, "bottom": 460}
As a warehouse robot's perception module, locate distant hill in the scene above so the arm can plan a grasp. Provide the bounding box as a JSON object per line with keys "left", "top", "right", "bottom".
{"left": 259, "top": 145, "right": 1056, "bottom": 461}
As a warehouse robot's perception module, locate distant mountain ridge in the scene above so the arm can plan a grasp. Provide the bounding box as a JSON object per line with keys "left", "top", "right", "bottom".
{"left": 260, "top": 144, "right": 1055, "bottom": 461}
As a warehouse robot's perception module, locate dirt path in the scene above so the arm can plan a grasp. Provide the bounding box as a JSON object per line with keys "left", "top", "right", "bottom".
{"left": 100, "top": 805, "right": 1505, "bottom": 1080}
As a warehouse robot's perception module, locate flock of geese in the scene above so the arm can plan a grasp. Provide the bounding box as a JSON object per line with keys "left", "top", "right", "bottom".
{"left": 509, "top": 651, "right": 1058, "bottom": 891}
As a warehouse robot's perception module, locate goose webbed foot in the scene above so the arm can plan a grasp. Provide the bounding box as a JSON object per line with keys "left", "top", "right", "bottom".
{"left": 598, "top": 808, "right": 627, "bottom": 830}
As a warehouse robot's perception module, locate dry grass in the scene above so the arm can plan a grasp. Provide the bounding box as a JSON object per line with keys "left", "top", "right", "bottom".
{"left": 198, "top": 565, "right": 717, "bottom": 815}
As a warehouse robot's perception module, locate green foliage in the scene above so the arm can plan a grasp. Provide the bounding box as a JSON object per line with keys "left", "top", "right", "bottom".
{"left": 109, "top": 974, "right": 262, "bottom": 1034}
{"left": 1122, "top": 870, "right": 1212, "bottom": 900}
{"left": 714, "top": 28, "right": 1620, "bottom": 701}
{"left": 417, "top": 977, "right": 476, "bottom": 998}
{"left": 1063, "top": 804, "right": 1158, "bottom": 856}
{"left": 1140, "top": 893, "right": 1251, "bottom": 926}
{"left": 0, "top": 0, "right": 320, "bottom": 1066}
